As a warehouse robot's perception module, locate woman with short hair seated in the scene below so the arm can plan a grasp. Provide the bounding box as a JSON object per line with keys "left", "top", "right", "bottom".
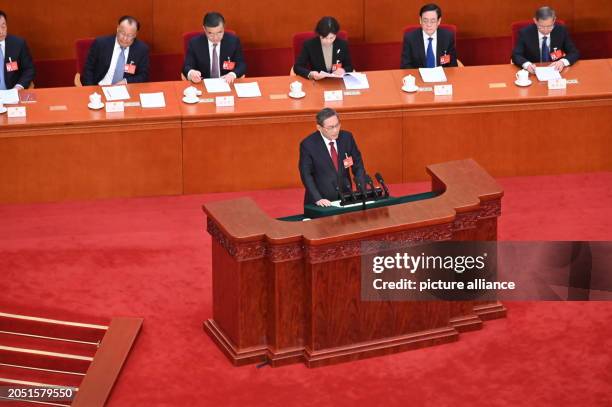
{"left": 293, "top": 16, "right": 353, "bottom": 80}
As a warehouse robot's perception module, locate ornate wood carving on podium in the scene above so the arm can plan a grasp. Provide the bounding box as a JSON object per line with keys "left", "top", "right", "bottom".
{"left": 203, "top": 159, "right": 506, "bottom": 367}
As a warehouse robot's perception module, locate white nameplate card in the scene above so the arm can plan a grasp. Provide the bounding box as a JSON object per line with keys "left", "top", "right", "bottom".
{"left": 343, "top": 90, "right": 361, "bottom": 96}
{"left": 215, "top": 96, "right": 235, "bottom": 107}
{"left": 200, "top": 98, "right": 215, "bottom": 103}
{"left": 124, "top": 101, "right": 141, "bottom": 107}
{"left": 7, "top": 106, "right": 26, "bottom": 117}
{"left": 566, "top": 79, "right": 579, "bottom": 85}
{"left": 547, "top": 78, "right": 567, "bottom": 90}
{"left": 434, "top": 84, "right": 453, "bottom": 96}
{"left": 418, "top": 87, "right": 433, "bottom": 92}
{"left": 324, "top": 90, "right": 343, "bottom": 101}
{"left": 105, "top": 101, "right": 125, "bottom": 113}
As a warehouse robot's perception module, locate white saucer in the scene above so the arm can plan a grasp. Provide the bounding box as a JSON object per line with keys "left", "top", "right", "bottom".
{"left": 182, "top": 96, "right": 200, "bottom": 104}
{"left": 289, "top": 91, "right": 306, "bottom": 99}
{"left": 0, "top": 107, "right": 7, "bottom": 114}
{"left": 87, "top": 102, "right": 104, "bottom": 110}
{"left": 514, "top": 79, "right": 532, "bottom": 87}
{"left": 402, "top": 85, "right": 418, "bottom": 93}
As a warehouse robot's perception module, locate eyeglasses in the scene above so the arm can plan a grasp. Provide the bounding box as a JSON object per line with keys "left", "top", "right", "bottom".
{"left": 117, "top": 31, "right": 136, "bottom": 40}
{"left": 421, "top": 18, "right": 439, "bottom": 25}
{"left": 322, "top": 122, "right": 341, "bottom": 131}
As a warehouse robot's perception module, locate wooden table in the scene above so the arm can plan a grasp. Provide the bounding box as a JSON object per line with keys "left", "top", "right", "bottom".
{"left": 176, "top": 71, "right": 405, "bottom": 194}
{"left": 179, "top": 60, "right": 612, "bottom": 194}
{"left": 2, "top": 60, "right": 611, "bottom": 203}
{"left": 392, "top": 60, "right": 612, "bottom": 180}
{"left": 0, "top": 82, "right": 182, "bottom": 203}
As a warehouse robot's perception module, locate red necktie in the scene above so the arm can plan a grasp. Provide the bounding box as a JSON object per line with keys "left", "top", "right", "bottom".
{"left": 329, "top": 141, "right": 339, "bottom": 171}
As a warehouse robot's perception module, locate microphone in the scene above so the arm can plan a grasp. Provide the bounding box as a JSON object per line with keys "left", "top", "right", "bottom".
{"left": 364, "top": 174, "right": 378, "bottom": 200}
{"left": 353, "top": 175, "right": 367, "bottom": 210}
{"left": 375, "top": 172, "right": 389, "bottom": 197}
{"left": 344, "top": 178, "right": 357, "bottom": 203}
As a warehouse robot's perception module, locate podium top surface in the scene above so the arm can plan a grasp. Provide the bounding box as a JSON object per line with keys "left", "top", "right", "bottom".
{"left": 203, "top": 159, "right": 503, "bottom": 246}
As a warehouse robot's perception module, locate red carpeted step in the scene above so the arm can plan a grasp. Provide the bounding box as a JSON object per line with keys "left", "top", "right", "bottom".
{"left": 0, "top": 332, "right": 98, "bottom": 359}
{"left": 0, "top": 363, "right": 82, "bottom": 388}
{"left": 0, "top": 346, "right": 92, "bottom": 374}
{"left": 0, "top": 312, "right": 107, "bottom": 343}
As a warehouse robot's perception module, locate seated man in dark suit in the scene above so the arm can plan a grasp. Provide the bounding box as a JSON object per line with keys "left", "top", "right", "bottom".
{"left": 299, "top": 108, "right": 366, "bottom": 207}
{"left": 82, "top": 15, "right": 150, "bottom": 86}
{"left": 293, "top": 16, "right": 353, "bottom": 80}
{"left": 400, "top": 3, "right": 457, "bottom": 69}
{"left": 182, "top": 12, "right": 246, "bottom": 84}
{"left": 512, "top": 6, "right": 579, "bottom": 73}
{"left": 0, "top": 10, "right": 35, "bottom": 90}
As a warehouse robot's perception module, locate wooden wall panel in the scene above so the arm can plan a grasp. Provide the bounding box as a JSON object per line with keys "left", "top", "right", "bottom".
{"left": 4, "top": 1, "right": 154, "bottom": 59}
{"left": 0, "top": 128, "right": 183, "bottom": 203}
{"left": 574, "top": 0, "right": 612, "bottom": 31}
{"left": 402, "top": 105, "right": 612, "bottom": 182}
{"left": 151, "top": 0, "right": 365, "bottom": 54}
{"left": 363, "top": 0, "right": 575, "bottom": 42}
{"left": 6, "top": 1, "right": 611, "bottom": 62}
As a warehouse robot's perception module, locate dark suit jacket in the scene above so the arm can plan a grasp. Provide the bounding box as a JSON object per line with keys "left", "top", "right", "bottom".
{"left": 299, "top": 130, "right": 366, "bottom": 205}
{"left": 400, "top": 28, "right": 457, "bottom": 68}
{"left": 82, "top": 35, "right": 150, "bottom": 86}
{"left": 293, "top": 37, "right": 353, "bottom": 79}
{"left": 512, "top": 24, "right": 579, "bottom": 67}
{"left": 182, "top": 33, "right": 246, "bottom": 79}
{"left": 2, "top": 34, "right": 35, "bottom": 89}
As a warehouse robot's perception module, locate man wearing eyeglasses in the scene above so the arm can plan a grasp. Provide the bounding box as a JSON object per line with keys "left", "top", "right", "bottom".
{"left": 400, "top": 3, "right": 457, "bottom": 69}
{"left": 82, "top": 16, "right": 150, "bottom": 86}
{"left": 183, "top": 12, "right": 246, "bottom": 84}
{"left": 512, "top": 6, "right": 579, "bottom": 73}
{"left": 299, "top": 108, "right": 366, "bottom": 207}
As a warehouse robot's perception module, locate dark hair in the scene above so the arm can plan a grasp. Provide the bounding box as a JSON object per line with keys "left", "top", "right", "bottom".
{"left": 535, "top": 6, "right": 556, "bottom": 20}
{"left": 0, "top": 10, "right": 7, "bottom": 21}
{"left": 419, "top": 3, "right": 442, "bottom": 18}
{"left": 316, "top": 108, "right": 339, "bottom": 126}
{"left": 204, "top": 12, "right": 225, "bottom": 28}
{"left": 118, "top": 15, "right": 140, "bottom": 31}
{"left": 315, "top": 16, "right": 340, "bottom": 37}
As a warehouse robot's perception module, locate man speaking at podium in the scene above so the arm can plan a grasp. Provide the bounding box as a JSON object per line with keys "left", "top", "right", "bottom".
{"left": 299, "top": 108, "right": 366, "bottom": 207}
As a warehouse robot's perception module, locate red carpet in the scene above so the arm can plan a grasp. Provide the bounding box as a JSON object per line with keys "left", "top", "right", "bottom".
{"left": 1, "top": 172, "right": 611, "bottom": 406}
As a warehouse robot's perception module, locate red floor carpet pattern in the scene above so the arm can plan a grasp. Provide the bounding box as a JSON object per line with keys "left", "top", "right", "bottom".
{"left": 1, "top": 172, "right": 611, "bottom": 406}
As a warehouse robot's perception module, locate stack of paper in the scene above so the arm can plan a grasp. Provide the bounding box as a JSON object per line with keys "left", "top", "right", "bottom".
{"left": 0, "top": 89, "right": 20, "bottom": 104}
{"left": 139, "top": 92, "right": 166, "bottom": 108}
{"left": 343, "top": 72, "right": 370, "bottom": 90}
{"left": 204, "top": 78, "right": 232, "bottom": 93}
{"left": 102, "top": 85, "right": 131, "bottom": 101}
{"left": 535, "top": 67, "right": 562, "bottom": 82}
{"left": 234, "top": 82, "right": 262, "bottom": 98}
{"left": 418, "top": 66, "right": 447, "bottom": 83}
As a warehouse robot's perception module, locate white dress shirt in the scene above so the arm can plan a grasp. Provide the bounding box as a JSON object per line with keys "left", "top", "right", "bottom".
{"left": 98, "top": 39, "right": 130, "bottom": 86}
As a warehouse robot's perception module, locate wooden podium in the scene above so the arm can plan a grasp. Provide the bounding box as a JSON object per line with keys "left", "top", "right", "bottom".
{"left": 203, "top": 159, "right": 506, "bottom": 367}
